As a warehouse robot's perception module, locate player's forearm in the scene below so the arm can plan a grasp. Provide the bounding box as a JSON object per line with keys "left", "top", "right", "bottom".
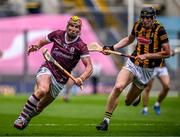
{"left": 113, "top": 36, "right": 133, "bottom": 50}
{"left": 80, "top": 65, "right": 93, "bottom": 82}
{"left": 79, "top": 60, "right": 93, "bottom": 82}
{"left": 79, "top": 57, "right": 93, "bottom": 81}
{"left": 36, "top": 38, "right": 50, "bottom": 49}
{"left": 145, "top": 51, "right": 170, "bottom": 59}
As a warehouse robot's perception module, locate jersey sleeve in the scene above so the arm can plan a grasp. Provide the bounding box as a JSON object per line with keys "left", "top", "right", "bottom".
{"left": 47, "top": 30, "right": 63, "bottom": 42}
{"left": 79, "top": 42, "right": 89, "bottom": 58}
{"left": 158, "top": 26, "right": 169, "bottom": 44}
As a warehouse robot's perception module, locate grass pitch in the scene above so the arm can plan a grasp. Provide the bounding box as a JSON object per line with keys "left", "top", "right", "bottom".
{"left": 0, "top": 94, "right": 180, "bottom": 136}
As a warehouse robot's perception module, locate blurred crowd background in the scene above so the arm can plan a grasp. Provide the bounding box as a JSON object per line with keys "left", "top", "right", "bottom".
{"left": 0, "top": 0, "right": 180, "bottom": 96}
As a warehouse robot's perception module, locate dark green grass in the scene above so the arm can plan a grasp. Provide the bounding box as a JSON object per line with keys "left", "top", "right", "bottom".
{"left": 0, "top": 94, "right": 180, "bottom": 136}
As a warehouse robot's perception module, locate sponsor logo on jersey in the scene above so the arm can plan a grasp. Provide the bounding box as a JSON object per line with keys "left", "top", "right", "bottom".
{"left": 63, "top": 43, "right": 68, "bottom": 49}
{"left": 137, "top": 36, "right": 152, "bottom": 44}
{"left": 70, "top": 47, "right": 75, "bottom": 53}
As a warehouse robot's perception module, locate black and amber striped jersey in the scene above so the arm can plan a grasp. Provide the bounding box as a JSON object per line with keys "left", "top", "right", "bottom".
{"left": 130, "top": 20, "right": 169, "bottom": 68}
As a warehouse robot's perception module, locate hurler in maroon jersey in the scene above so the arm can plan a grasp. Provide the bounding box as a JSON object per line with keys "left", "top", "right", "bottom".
{"left": 14, "top": 16, "right": 93, "bottom": 130}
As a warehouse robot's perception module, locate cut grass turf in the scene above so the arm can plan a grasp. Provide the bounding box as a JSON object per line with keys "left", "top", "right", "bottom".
{"left": 0, "top": 94, "right": 180, "bottom": 136}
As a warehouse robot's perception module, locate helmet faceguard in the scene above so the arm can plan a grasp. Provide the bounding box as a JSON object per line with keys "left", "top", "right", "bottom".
{"left": 140, "top": 7, "right": 156, "bottom": 28}
{"left": 66, "top": 16, "right": 82, "bottom": 39}
{"left": 140, "top": 7, "right": 156, "bottom": 20}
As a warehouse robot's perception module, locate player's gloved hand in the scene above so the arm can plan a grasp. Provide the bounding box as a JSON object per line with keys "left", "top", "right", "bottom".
{"left": 102, "top": 46, "right": 114, "bottom": 55}
{"left": 27, "top": 45, "right": 39, "bottom": 56}
{"left": 103, "top": 46, "right": 114, "bottom": 51}
{"left": 135, "top": 54, "right": 147, "bottom": 63}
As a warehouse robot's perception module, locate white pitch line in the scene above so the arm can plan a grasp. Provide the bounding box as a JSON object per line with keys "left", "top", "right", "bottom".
{"left": 30, "top": 123, "right": 180, "bottom": 127}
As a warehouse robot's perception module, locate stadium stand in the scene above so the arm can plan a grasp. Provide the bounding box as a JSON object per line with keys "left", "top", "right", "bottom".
{"left": 0, "top": 0, "right": 180, "bottom": 95}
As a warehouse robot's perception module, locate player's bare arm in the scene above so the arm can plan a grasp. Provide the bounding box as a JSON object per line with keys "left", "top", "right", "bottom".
{"left": 78, "top": 56, "right": 93, "bottom": 83}
{"left": 27, "top": 37, "right": 50, "bottom": 55}
{"left": 102, "top": 35, "right": 135, "bottom": 55}
{"left": 136, "top": 43, "right": 170, "bottom": 61}
{"left": 113, "top": 35, "right": 135, "bottom": 50}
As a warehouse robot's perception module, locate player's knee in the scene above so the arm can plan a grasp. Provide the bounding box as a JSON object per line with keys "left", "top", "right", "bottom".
{"left": 36, "top": 86, "right": 49, "bottom": 98}
{"left": 112, "top": 85, "right": 124, "bottom": 98}
{"left": 114, "top": 84, "right": 125, "bottom": 93}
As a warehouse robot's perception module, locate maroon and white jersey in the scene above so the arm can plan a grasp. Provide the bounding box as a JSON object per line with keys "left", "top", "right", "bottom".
{"left": 42, "top": 30, "right": 89, "bottom": 84}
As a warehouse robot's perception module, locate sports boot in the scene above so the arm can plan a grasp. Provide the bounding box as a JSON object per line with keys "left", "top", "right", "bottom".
{"left": 153, "top": 105, "right": 160, "bottom": 115}
{"left": 96, "top": 120, "right": 108, "bottom": 131}
{"left": 14, "top": 116, "right": 31, "bottom": 130}
{"left": 132, "top": 95, "right": 141, "bottom": 106}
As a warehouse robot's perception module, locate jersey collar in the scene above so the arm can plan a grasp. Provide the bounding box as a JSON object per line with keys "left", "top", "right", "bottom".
{"left": 65, "top": 32, "right": 79, "bottom": 44}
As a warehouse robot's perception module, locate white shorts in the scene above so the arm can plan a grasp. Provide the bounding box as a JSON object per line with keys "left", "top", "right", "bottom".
{"left": 124, "top": 59, "right": 154, "bottom": 89}
{"left": 36, "top": 67, "right": 64, "bottom": 98}
{"left": 152, "top": 66, "right": 168, "bottom": 78}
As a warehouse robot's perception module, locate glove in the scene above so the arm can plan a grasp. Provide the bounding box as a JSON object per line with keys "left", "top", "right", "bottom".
{"left": 101, "top": 46, "right": 114, "bottom": 55}
{"left": 103, "top": 46, "right": 114, "bottom": 51}
{"left": 27, "top": 45, "right": 39, "bottom": 56}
